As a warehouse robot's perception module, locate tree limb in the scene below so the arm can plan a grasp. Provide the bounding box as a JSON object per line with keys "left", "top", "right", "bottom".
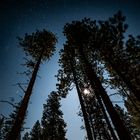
{"left": 0, "top": 100, "right": 18, "bottom": 108}
{"left": 17, "top": 83, "right": 26, "bottom": 93}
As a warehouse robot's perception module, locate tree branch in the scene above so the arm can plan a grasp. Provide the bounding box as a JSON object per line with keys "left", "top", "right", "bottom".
{"left": 112, "top": 101, "right": 124, "bottom": 103}
{"left": 17, "top": 83, "right": 26, "bottom": 93}
{"left": 0, "top": 100, "right": 18, "bottom": 108}
{"left": 109, "top": 92, "right": 118, "bottom": 97}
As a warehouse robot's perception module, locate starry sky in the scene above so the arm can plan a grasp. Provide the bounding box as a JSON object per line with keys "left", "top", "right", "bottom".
{"left": 0, "top": 0, "right": 140, "bottom": 139}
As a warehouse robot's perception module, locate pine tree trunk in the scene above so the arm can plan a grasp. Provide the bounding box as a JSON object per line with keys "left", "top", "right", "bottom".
{"left": 73, "top": 74, "right": 94, "bottom": 140}
{"left": 88, "top": 111, "right": 96, "bottom": 140}
{"left": 6, "top": 50, "right": 44, "bottom": 140}
{"left": 68, "top": 48, "right": 94, "bottom": 140}
{"left": 96, "top": 96, "right": 118, "bottom": 140}
{"left": 78, "top": 47, "right": 132, "bottom": 140}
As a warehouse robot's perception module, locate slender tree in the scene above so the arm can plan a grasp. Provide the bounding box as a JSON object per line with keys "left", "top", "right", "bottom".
{"left": 7, "top": 29, "right": 57, "bottom": 140}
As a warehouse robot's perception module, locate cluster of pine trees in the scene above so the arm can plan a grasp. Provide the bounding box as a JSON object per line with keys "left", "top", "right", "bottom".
{"left": 57, "top": 11, "right": 140, "bottom": 140}
{"left": 0, "top": 11, "right": 140, "bottom": 140}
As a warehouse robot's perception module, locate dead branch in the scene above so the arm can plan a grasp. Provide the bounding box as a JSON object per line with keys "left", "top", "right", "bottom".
{"left": 0, "top": 100, "right": 18, "bottom": 108}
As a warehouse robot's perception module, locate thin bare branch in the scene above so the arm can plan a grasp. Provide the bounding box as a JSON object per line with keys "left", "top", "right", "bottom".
{"left": 0, "top": 100, "right": 18, "bottom": 108}
{"left": 0, "top": 114, "right": 10, "bottom": 120}
{"left": 109, "top": 93, "right": 118, "bottom": 97}
{"left": 17, "top": 83, "right": 26, "bottom": 93}
{"left": 104, "top": 84, "right": 110, "bottom": 90}
{"left": 112, "top": 101, "right": 124, "bottom": 103}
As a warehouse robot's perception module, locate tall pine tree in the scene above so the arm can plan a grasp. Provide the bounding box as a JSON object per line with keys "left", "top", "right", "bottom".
{"left": 7, "top": 29, "right": 57, "bottom": 140}
{"left": 30, "top": 120, "right": 41, "bottom": 140}
{"left": 41, "top": 91, "right": 67, "bottom": 140}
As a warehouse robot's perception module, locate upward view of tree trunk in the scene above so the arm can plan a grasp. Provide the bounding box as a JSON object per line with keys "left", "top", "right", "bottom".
{"left": 93, "top": 93, "right": 118, "bottom": 140}
{"left": 83, "top": 88, "right": 116, "bottom": 140}
{"left": 6, "top": 50, "right": 43, "bottom": 140}
{"left": 61, "top": 14, "right": 139, "bottom": 139}
{"left": 77, "top": 46, "right": 131, "bottom": 140}
{"left": 67, "top": 47, "right": 94, "bottom": 140}
{"left": 6, "top": 30, "right": 57, "bottom": 140}
{"left": 68, "top": 45, "right": 117, "bottom": 140}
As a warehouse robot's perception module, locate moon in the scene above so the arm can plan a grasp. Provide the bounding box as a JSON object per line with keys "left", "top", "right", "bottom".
{"left": 83, "top": 89, "right": 90, "bottom": 95}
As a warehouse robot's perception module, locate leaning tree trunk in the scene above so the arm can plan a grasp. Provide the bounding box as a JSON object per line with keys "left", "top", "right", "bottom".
{"left": 84, "top": 92, "right": 116, "bottom": 140}
{"left": 6, "top": 49, "right": 44, "bottom": 140}
{"left": 95, "top": 95, "right": 118, "bottom": 140}
{"left": 68, "top": 48, "right": 94, "bottom": 140}
{"left": 78, "top": 46, "right": 132, "bottom": 140}
{"left": 88, "top": 110, "right": 97, "bottom": 140}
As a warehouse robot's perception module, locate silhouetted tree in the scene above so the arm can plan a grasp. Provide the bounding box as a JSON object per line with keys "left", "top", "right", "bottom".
{"left": 22, "top": 132, "right": 30, "bottom": 140}
{"left": 7, "top": 29, "right": 57, "bottom": 140}
{"left": 41, "top": 91, "right": 67, "bottom": 140}
{"left": 30, "top": 120, "right": 41, "bottom": 140}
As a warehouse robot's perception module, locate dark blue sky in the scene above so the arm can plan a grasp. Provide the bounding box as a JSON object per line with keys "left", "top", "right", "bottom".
{"left": 0, "top": 0, "right": 140, "bottom": 139}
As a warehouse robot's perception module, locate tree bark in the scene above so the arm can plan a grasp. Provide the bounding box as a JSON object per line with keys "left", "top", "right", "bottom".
{"left": 88, "top": 110, "right": 97, "bottom": 140}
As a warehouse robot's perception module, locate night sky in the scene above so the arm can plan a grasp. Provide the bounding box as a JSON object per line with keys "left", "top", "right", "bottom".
{"left": 0, "top": 0, "right": 140, "bottom": 139}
